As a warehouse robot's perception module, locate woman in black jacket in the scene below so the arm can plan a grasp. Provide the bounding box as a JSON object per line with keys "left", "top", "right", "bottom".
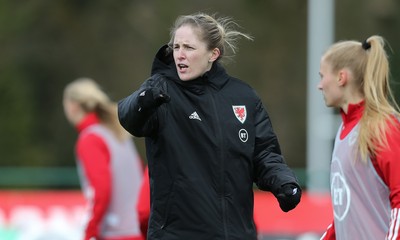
{"left": 118, "top": 12, "right": 301, "bottom": 240}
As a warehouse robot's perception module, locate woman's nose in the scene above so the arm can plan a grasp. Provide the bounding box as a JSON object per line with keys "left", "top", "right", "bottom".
{"left": 176, "top": 49, "right": 185, "bottom": 59}
{"left": 317, "top": 82, "right": 323, "bottom": 90}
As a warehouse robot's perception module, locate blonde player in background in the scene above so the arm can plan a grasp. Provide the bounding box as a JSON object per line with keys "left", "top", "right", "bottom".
{"left": 63, "top": 78, "right": 144, "bottom": 240}
{"left": 318, "top": 35, "right": 400, "bottom": 239}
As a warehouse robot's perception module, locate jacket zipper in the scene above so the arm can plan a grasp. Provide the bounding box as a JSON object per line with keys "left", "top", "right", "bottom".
{"left": 207, "top": 86, "right": 228, "bottom": 239}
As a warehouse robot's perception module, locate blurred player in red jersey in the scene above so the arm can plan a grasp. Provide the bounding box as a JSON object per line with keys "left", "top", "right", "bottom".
{"left": 63, "top": 78, "right": 144, "bottom": 240}
{"left": 136, "top": 166, "right": 150, "bottom": 239}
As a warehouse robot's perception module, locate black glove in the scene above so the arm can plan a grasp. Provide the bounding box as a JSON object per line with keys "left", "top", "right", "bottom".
{"left": 275, "top": 183, "right": 301, "bottom": 212}
{"left": 137, "top": 87, "right": 170, "bottom": 112}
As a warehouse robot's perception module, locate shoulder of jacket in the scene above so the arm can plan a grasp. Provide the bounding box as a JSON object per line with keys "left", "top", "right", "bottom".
{"left": 228, "top": 77, "right": 260, "bottom": 99}
{"left": 228, "top": 76, "right": 253, "bottom": 89}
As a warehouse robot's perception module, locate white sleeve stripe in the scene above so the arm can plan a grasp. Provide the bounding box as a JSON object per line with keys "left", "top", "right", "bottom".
{"left": 388, "top": 208, "right": 400, "bottom": 240}
{"left": 320, "top": 223, "right": 332, "bottom": 240}
{"left": 388, "top": 209, "right": 394, "bottom": 239}
{"left": 393, "top": 209, "right": 400, "bottom": 240}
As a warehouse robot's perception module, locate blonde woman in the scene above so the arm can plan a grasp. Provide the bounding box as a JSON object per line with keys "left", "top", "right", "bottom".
{"left": 63, "top": 78, "right": 144, "bottom": 240}
{"left": 118, "top": 13, "right": 301, "bottom": 240}
{"left": 318, "top": 36, "right": 400, "bottom": 239}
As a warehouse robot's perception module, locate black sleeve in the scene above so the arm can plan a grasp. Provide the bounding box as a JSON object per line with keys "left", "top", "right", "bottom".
{"left": 117, "top": 76, "right": 164, "bottom": 137}
{"left": 253, "top": 99, "right": 300, "bottom": 194}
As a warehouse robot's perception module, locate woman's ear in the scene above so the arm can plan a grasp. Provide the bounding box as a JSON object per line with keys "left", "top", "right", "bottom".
{"left": 209, "top": 48, "right": 221, "bottom": 62}
{"left": 337, "top": 69, "right": 348, "bottom": 87}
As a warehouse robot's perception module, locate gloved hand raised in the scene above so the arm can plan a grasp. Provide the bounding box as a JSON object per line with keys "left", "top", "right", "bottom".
{"left": 138, "top": 87, "right": 170, "bottom": 112}
{"left": 275, "top": 183, "right": 301, "bottom": 212}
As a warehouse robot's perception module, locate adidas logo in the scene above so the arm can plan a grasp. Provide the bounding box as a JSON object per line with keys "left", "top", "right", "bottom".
{"left": 189, "top": 111, "right": 201, "bottom": 121}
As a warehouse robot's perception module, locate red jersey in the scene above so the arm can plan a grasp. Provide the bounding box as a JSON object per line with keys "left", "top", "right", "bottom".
{"left": 75, "top": 113, "right": 144, "bottom": 240}
{"left": 321, "top": 102, "right": 400, "bottom": 239}
{"left": 136, "top": 167, "right": 150, "bottom": 239}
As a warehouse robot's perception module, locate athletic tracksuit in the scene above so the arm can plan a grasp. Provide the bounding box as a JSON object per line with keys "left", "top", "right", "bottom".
{"left": 118, "top": 45, "right": 300, "bottom": 240}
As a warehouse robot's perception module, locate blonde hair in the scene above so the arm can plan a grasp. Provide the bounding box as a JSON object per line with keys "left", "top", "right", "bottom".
{"left": 168, "top": 12, "right": 253, "bottom": 63}
{"left": 63, "top": 78, "right": 129, "bottom": 141}
{"left": 324, "top": 35, "right": 400, "bottom": 161}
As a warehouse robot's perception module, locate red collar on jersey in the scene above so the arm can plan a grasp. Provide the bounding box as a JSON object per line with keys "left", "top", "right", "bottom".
{"left": 339, "top": 101, "right": 365, "bottom": 139}
{"left": 76, "top": 112, "right": 100, "bottom": 133}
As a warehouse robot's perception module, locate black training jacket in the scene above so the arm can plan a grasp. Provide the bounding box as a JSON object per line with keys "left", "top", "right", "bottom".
{"left": 118, "top": 45, "right": 299, "bottom": 240}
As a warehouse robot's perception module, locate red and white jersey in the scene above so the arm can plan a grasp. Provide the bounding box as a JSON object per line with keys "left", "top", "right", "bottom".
{"left": 322, "top": 102, "right": 400, "bottom": 240}
{"left": 331, "top": 122, "right": 390, "bottom": 239}
{"left": 76, "top": 114, "right": 143, "bottom": 240}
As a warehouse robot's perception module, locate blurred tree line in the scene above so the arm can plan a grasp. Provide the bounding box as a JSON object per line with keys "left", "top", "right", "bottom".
{"left": 1, "top": 0, "right": 400, "bottom": 178}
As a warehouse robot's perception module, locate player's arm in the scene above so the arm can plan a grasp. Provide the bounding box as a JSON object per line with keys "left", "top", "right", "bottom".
{"left": 252, "top": 99, "right": 301, "bottom": 212}
{"left": 137, "top": 166, "right": 151, "bottom": 238}
{"left": 375, "top": 120, "right": 400, "bottom": 240}
{"left": 118, "top": 76, "right": 169, "bottom": 137}
{"left": 76, "top": 133, "right": 112, "bottom": 240}
{"left": 320, "top": 222, "right": 335, "bottom": 240}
